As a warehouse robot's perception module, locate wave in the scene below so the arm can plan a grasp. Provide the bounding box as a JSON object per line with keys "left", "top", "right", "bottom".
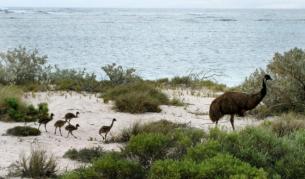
{"left": 256, "top": 19, "right": 273, "bottom": 21}
{"left": 215, "top": 18, "right": 237, "bottom": 22}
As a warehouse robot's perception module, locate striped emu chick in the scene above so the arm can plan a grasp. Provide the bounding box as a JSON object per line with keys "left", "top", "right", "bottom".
{"left": 209, "top": 74, "right": 272, "bottom": 130}
{"left": 54, "top": 119, "right": 68, "bottom": 136}
{"left": 38, "top": 113, "right": 54, "bottom": 132}
{"left": 99, "top": 118, "right": 116, "bottom": 141}
{"left": 65, "top": 124, "right": 80, "bottom": 138}
{"left": 64, "top": 111, "right": 79, "bottom": 123}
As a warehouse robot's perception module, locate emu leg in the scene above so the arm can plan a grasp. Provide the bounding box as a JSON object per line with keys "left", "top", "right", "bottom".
{"left": 54, "top": 127, "right": 57, "bottom": 134}
{"left": 71, "top": 132, "right": 77, "bottom": 139}
{"left": 67, "top": 131, "right": 70, "bottom": 138}
{"left": 104, "top": 133, "right": 108, "bottom": 141}
{"left": 215, "top": 120, "right": 218, "bottom": 128}
{"left": 59, "top": 128, "right": 62, "bottom": 136}
{"left": 44, "top": 124, "right": 48, "bottom": 132}
{"left": 230, "top": 114, "right": 235, "bottom": 130}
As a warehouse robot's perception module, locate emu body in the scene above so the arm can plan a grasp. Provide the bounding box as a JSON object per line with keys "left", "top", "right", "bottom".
{"left": 99, "top": 118, "right": 116, "bottom": 141}
{"left": 209, "top": 75, "right": 272, "bottom": 130}
{"left": 38, "top": 113, "right": 54, "bottom": 132}
{"left": 65, "top": 124, "right": 80, "bottom": 138}
{"left": 64, "top": 111, "right": 79, "bottom": 123}
{"left": 54, "top": 119, "right": 68, "bottom": 136}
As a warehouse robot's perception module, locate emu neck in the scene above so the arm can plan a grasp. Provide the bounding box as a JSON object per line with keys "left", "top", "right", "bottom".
{"left": 247, "top": 79, "right": 267, "bottom": 110}
{"left": 110, "top": 120, "right": 115, "bottom": 128}
{"left": 260, "top": 79, "right": 267, "bottom": 100}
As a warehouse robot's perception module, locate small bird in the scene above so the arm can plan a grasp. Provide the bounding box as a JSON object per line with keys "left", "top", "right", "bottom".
{"left": 64, "top": 111, "right": 79, "bottom": 123}
{"left": 54, "top": 119, "right": 68, "bottom": 136}
{"left": 38, "top": 113, "right": 54, "bottom": 132}
{"left": 99, "top": 118, "right": 116, "bottom": 141}
{"left": 65, "top": 123, "right": 80, "bottom": 138}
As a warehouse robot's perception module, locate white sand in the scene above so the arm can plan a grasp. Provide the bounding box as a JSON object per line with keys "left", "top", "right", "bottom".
{"left": 0, "top": 89, "right": 269, "bottom": 177}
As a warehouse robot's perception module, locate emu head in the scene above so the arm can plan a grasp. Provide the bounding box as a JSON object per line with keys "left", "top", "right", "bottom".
{"left": 76, "top": 124, "right": 80, "bottom": 128}
{"left": 264, "top": 74, "right": 272, "bottom": 81}
{"left": 113, "top": 118, "right": 117, "bottom": 122}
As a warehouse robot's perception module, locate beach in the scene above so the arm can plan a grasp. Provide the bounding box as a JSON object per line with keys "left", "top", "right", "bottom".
{"left": 0, "top": 89, "right": 270, "bottom": 176}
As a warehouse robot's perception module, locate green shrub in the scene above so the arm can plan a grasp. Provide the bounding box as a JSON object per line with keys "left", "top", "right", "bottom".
{"left": 224, "top": 127, "right": 289, "bottom": 173}
{"left": 0, "top": 46, "right": 51, "bottom": 85}
{"left": 102, "top": 82, "right": 169, "bottom": 113}
{"left": 102, "top": 63, "right": 142, "bottom": 85}
{"left": 288, "top": 130, "right": 305, "bottom": 148}
{"left": 50, "top": 67, "right": 102, "bottom": 92}
{"left": 268, "top": 113, "right": 305, "bottom": 137}
{"left": 110, "top": 120, "right": 189, "bottom": 143}
{"left": 197, "top": 154, "right": 268, "bottom": 179}
{"left": 239, "top": 48, "right": 305, "bottom": 114}
{"left": 63, "top": 147, "right": 105, "bottom": 163}
{"left": 149, "top": 155, "right": 267, "bottom": 179}
{"left": 168, "top": 128, "right": 206, "bottom": 159}
{"left": 148, "top": 159, "right": 199, "bottom": 179}
{"left": 168, "top": 75, "right": 226, "bottom": 91}
{"left": 208, "top": 126, "right": 305, "bottom": 178}
{"left": 8, "top": 149, "right": 57, "bottom": 178}
{"left": 185, "top": 140, "right": 222, "bottom": 162}
{"left": 7, "top": 126, "right": 41, "bottom": 136}
{"left": 115, "top": 92, "right": 162, "bottom": 113}
{"left": 62, "top": 153, "right": 144, "bottom": 179}
{"left": 124, "top": 133, "right": 172, "bottom": 168}
{"left": 0, "top": 86, "right": 43, "bottom": 122}
{"left": 0, "top": 85, "right": 23, "bottom": 106}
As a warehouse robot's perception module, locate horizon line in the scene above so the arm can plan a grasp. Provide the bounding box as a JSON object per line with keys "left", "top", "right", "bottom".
{"left": 1, "top": 6, "right": 305, "bottom": 10}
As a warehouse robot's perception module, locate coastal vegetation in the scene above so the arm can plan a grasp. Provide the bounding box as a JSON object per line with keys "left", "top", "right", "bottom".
{"left": 1, "top": 46, "right": 305, "bottom": 178}
{"left": 8, "top": 149, "right": 57, "bottom": 178}
{"left": 61, "top": 118, "right": 305, "bottom": 179}
{"left": 239, "top": 48, "right": 305, "bottom": 117}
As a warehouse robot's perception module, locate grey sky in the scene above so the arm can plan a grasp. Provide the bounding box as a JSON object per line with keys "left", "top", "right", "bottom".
{"left": 0, "top": 0, "right": 305, "bottom": 8}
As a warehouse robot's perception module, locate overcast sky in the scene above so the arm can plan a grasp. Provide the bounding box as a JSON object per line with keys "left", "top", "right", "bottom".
{"left": 0, "top": 0, "right": 305, "bottom": 8}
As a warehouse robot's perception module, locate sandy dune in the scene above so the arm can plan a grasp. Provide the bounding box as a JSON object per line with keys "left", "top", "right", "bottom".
{"left": 0, "top": 89, "right": 268, "bottom": 176}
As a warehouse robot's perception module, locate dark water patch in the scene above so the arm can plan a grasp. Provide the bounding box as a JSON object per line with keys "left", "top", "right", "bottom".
{"left": 256, "top": 18, "right": 273, "bottom": 21}
{"left": 215, "top": 18, "right": 237, "bottom": 22}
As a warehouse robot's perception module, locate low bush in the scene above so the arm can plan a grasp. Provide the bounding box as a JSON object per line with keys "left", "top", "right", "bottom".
{"left": 63, "top": 147, "right": 105, "bottom": 163}
{"left": 167, "top": 75, "right": 226, "bottom": 91}
{"left": 185, "top": 140, "right": 222, "bottom": 162}
{"left": 102, "top": 63, "right": 142, "bottom": 85}
{"left": 0, "top": 96, "right": 47, "bottom": 122}
{"left": 124, "top": 133, "right": 172, "bottom": 168}
{"left": 267, "top": 113, "right": 305, "bottom": 137}
{"left": 6, "top": 126, "right": 41, "bottom": 136}
{"left": 62, "top": 153, "right": 144, "bottom": 179}
{"left": 8, "top": 149, "right": 57, "bottom": 178}
{"left": 110, "top": 120, "right": 189, "bottom": 143}
{"left": 148, "top": 154, "right": 267, "bottom": 179}
{"left": 197, "top": 154, "right": 267, "bottom": 178}
{"left": 168, "top": 128, "right": 206, "bottom": 159}
{"left": 102, "top": 82, "right": 169, "bottom": 113}
{"left": 50, "top": 67, "right": 102, "bottom": 92}
{"left": 148, "top": 159, "right": 198, "bottom": 179}
{"left": 0, "top": 47, "right": 51, "bottom": 85}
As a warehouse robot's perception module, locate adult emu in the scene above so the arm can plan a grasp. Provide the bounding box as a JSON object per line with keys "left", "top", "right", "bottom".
{"left": 209, "top": 74, "right": 272, "bottom": 130}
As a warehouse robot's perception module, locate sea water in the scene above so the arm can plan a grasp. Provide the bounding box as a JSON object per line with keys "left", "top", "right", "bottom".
{"left": 1, "top": 8, "right": 305, "bottom": 86}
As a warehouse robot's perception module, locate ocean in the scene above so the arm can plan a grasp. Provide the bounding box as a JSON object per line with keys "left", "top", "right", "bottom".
{"left": 1, "top": 8, "right": 305, "bottom": 86}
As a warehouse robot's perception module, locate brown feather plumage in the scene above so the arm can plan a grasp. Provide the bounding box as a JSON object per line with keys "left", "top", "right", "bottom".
{"left": 209, "top": 75, "right": 272, "bottom": 130}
